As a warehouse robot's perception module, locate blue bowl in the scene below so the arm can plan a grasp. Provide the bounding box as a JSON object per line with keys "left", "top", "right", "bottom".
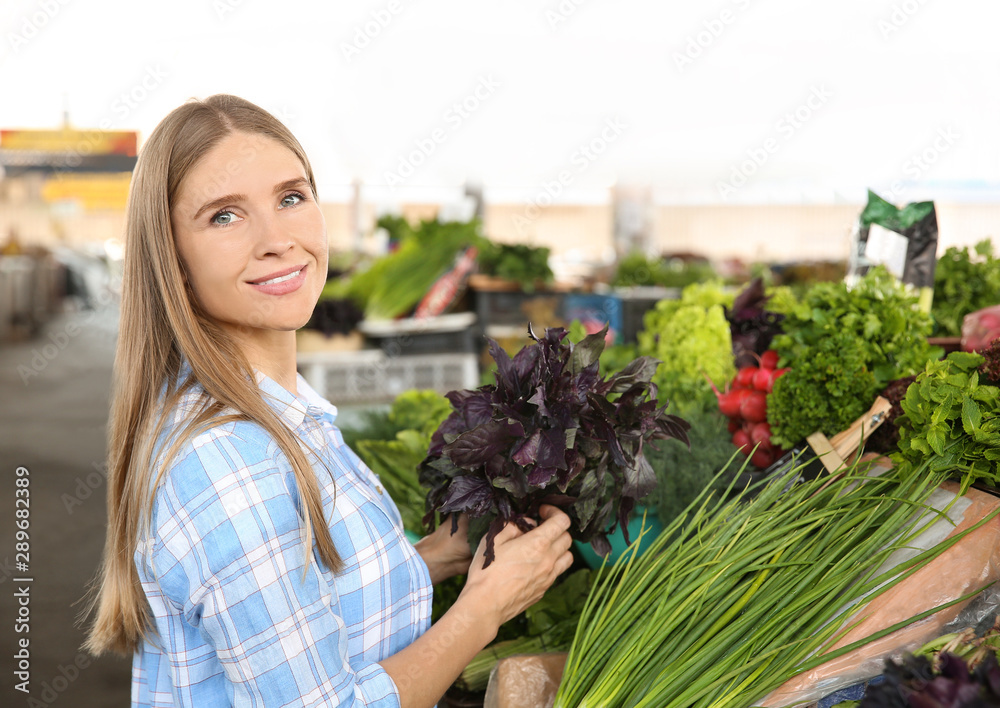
{"left": 574, "top": 508, "right": 663, "bottom": 569}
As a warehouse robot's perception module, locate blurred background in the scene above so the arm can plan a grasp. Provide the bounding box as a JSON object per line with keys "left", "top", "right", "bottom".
{"left": 2, "top": 0, "right": 1000, "bottom": 705}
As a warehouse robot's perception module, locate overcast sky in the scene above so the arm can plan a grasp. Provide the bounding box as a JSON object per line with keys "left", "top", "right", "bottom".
{"left": 2, "top": 0, "right": 999, "bottom": 206}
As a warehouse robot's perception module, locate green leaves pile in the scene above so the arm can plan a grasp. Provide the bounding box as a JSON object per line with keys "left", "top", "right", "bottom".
{"left": 477, "top": 242, "right": 553, "bottom": 292}
{"left": 894, "top": 349, "right": 1000, "bottom": 489}
{"left": 613, "top": 251, "right": 716, "bottom": 289}
{"left": 768, "top": 267, "right": 941, "bottom": 448}
{"left": 327, "top": 216, "right": 483, "bottom": 320}
{"left": 637, "top": 282, "right": 735, "bottom": 416}
{"left": 932, "top": 239, "right": 1000, "bottom": 337}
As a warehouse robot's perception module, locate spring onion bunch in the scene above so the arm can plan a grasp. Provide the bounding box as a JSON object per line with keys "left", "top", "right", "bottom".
{"left": 554, "top": 456, "right": 996, "bottom": 708}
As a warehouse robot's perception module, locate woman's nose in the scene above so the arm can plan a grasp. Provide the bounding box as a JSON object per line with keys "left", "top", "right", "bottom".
{"left": 252, "top": 211, "right": 295, "bottom": 258}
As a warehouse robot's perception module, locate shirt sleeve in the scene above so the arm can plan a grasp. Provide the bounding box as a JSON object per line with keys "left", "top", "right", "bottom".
{"left": 148, "top": 425, "right": 402, "bottom": 708}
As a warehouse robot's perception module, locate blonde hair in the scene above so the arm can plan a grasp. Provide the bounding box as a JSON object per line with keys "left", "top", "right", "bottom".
{"left": 83, "top": 94, "right": 342, "bottom": 657}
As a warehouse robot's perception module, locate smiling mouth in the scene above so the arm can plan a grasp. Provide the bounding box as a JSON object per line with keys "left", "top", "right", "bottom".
{"left": 252, "top": 268, "right": 303, "bottom": 286}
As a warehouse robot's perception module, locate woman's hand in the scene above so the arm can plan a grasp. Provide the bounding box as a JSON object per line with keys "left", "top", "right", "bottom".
{"left": 413, "top": 514, "right": 474, "bottom": 584}
{"left": 459, "top": 505, "right": 575, "bottom": 631}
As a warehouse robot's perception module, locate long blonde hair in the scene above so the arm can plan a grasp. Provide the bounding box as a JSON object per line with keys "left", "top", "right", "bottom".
{"left": 83, "top": 94, "right": 342, "bottom": 657}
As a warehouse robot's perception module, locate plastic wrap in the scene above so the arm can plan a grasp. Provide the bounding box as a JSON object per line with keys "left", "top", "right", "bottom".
{"left": 483, "top": 653, "right": 567, "bottom": 708}
{"left": 761, "top": 483, "right": 1000, "bottom": 707}
{"left": 961, "top": 304, "right": 1000, "bottom": 352}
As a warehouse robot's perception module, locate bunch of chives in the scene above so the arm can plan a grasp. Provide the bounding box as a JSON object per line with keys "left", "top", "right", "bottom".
{"left": 554, "top": 456, "right": 997, "bottom": 708}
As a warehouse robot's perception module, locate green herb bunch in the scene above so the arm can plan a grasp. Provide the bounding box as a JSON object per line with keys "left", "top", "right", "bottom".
{"left": 613, "top": 251, "right": 716, "bottom": 289}
{"left": 893, "top": 350, "right": 1000, "bottom": 489}
{"left": 477, "top": 241, "right": 553, "bottom": 292}
{"left": 637, "top": 282, "right": 735, "bottom": 417}
{"left": 932, "top": 239, "right": 1000, "bottom": 337}
{"left": 768, "top": 267, "right": 941, "bottom": 448}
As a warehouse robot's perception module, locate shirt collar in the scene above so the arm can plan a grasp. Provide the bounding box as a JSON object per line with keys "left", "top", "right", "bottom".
{"left": 177, "top": 356, "right": 336, "bottom": 430}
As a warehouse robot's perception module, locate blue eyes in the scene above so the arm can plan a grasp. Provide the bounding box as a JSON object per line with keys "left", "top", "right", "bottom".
{"left": 209, "top": 192, "right": 307, "bottom": 227}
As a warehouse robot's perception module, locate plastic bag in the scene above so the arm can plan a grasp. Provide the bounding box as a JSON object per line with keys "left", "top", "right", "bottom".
{"left": 483, "top": 653, "right": 567, "bottom": 708}
{"left": 761, "top": 483, "right": 1000, "bottom": 707}
{"left": 961, "top": 304, "right": 1000, "bottom": 353}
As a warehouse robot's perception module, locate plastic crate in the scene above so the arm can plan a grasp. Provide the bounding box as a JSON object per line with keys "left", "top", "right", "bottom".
{"left": 358, "top": 312, "right": 481, "bottom": 356}
{"left": 615, "top": 286, "right": 681, "bottom": 344}
{"left": 297, "top": 349, "right": 480, "bottom": 405}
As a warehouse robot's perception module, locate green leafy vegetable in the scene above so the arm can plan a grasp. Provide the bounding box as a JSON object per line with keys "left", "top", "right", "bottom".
{"left": 893, "top": 350, "right": 1000, "bottom": 488}
{"left": 768, "top": 267, "right": 940, "bottom": 448}
{"left": 477, "top": 241, "right": 553, "bottom": 292}
{"left": 931, "top": 239, "right": 1000, "bottom": 337}
{"left": 636, "top": 281, "right": 735, "bottom": 416}
{"left": 613, "top": 252, "right": 716, "bottom": 289}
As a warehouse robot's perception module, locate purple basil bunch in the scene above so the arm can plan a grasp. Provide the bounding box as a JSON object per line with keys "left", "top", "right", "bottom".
{"left": 419, "top": 325, "right": 690, "bottom": 567}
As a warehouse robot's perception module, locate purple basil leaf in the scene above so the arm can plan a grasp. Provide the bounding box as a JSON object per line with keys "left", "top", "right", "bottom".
{"left": 438, "top": 475, "right": 495, "bottom": 517}
{"left": 536, "top": 427, "right": 569, "bottom": 470}
{"left": 607, "top": 356, "right": 661, "bottom": 393}
{"left": 512, "top": 428, "right": 542, "bottom": 467}
{"left": 570, "top": 325, "right": 607, "bottom": 374}
{"left": 588, "top": 533, "right": 612, "bottom": 559}
{"left": 527, "top": 465, "right": 558, "bottom": 487}
{"left": 622, "top": 452, "right": 657, "bottom": 499}
{"left": 480, "top": 516, "right": 508, "bottom": 569}
{"left": 444, "top": 419, "right": 521, "bottom": 469}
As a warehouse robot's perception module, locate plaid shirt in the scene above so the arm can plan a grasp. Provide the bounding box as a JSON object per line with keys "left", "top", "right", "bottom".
{"left": 131, "top": 365, "right": 432, "bottom": 707}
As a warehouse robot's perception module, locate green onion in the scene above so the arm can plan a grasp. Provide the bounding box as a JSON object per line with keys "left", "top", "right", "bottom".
{"left": 554, "top": 455, "right": 998, "bottom": 708}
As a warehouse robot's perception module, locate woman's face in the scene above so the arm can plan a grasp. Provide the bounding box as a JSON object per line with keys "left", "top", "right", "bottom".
{"left": 171, "top": 131, "right": 328, "bottom": 347}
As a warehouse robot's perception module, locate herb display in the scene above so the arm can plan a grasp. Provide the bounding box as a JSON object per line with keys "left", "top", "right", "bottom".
{"left": 346, "top": 390, "right": 452, "bottom": 536}
{"left": 893, "top": 350, "right": 1000, "bottom": 488}
{"left": 932, "top": 240, "right": 1000, "bottom": 337}
{"left": 725, "top": 277, "right": 786, "bottom": 368}
{"left": 643, "top": 405, "right": 738, "bottom": 527}
{"left": 476, "top": 241, "right": 553, "bottom": 292}
{"left": 768, "top": 267, "right": 940, "bottom": 449}
{"left": 768, "top": 332, "right": 879, "bottom": 449}
{"left": 419, "top": 325, "right": 690, "bottom": 567}
{"left": 332, "top": 216, "right": 484, "bottom": 320}
{"left": 613, "top": 251, "right": 716, "bottom": 289}
{"left": 866, "top": 375, "right": 918, "bottom": 455}
{"left": 637, "top": 282, "right": 736, "bottom": 416}
{"left": 555, "top": 456, "right": 995, "bottom": 708}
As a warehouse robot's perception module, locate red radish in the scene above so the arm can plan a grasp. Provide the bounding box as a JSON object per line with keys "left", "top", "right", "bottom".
{"left": 740, "top": 390, "right": 768, "bottom": 423}
{"left": 751, "top": 447, "right": 775, "bottom": 469}
{"left": 735, "top": 366, "right": 758, "bottom": 388}
{"left": 759, "top": 349, "right": 780, "bottom": 370}
{"left": 718, "top": 389, "right": 744, "bottom": 418}
{"left": 727, "top": 418, "right": 740, "bottom": 434}
{"left": 732, "top": 429, "right": 750, "bottom": 451}
{"left": 750, "top": 421, "right": 772, "bottom": 449}
{"left": 752, "top": 367, "right": 773, "bottom": 392}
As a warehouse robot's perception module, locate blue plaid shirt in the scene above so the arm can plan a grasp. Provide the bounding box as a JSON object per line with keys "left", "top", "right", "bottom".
{"left": 131, "top": 365, "right": 432, "bottom": 707}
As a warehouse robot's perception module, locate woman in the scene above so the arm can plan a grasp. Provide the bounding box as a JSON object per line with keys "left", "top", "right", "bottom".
{"left": 84, "top": 94, "right": 574, "bottom": 707}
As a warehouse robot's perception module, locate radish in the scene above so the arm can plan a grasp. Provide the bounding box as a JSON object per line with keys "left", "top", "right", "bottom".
{"left": 732, "top": 428, "right": 751, "bottom": 451}
{"left": 727, "top": 418, "right": 741, "bottom": 434}
{"left": 752, "top": 367, "right": 773, "bottom": 392}
{"left": 735, "top": 366, "right": 758, "bottom": 388}
{"left": 740, "top": 390, "right": 768, "bottom": 423}
{"left": 750, "top": 421, "right": 772, "bottom": 449}
{"left": 759, "top": 349, "right": 780, "bottom": 370}
{"left": 750, "top": 447, "right": 775, "bottom": 469}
